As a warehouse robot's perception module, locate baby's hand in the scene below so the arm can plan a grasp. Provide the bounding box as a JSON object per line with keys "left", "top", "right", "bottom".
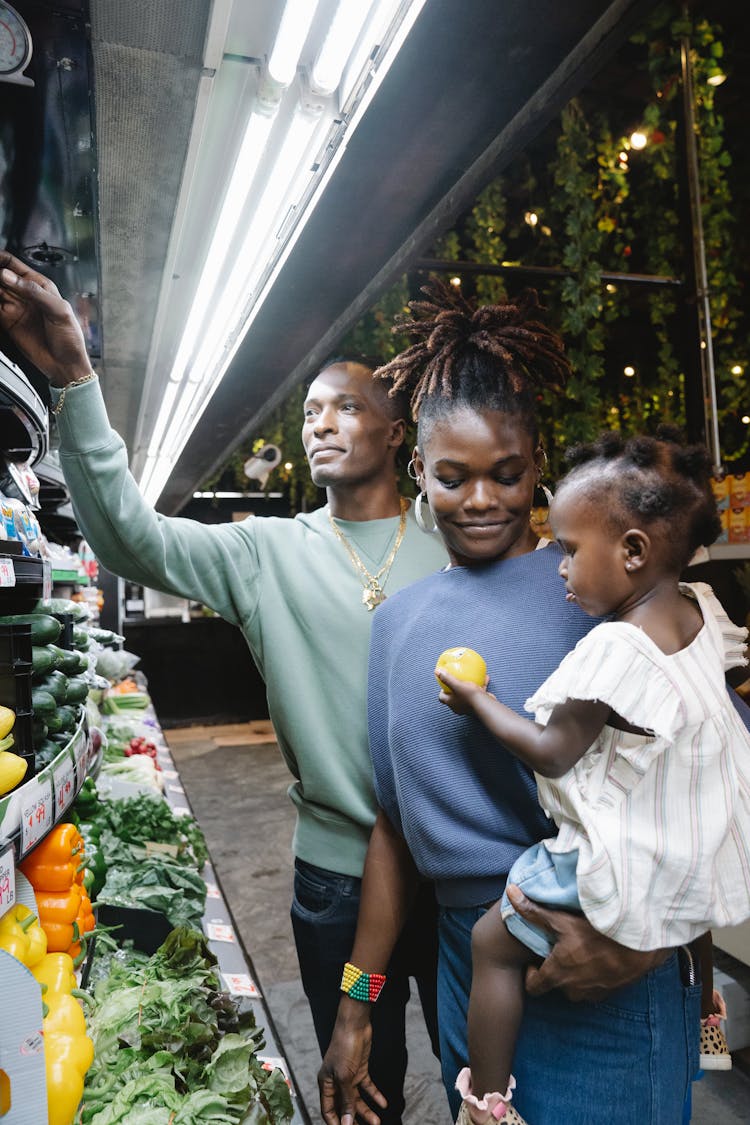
{"left": 436, "top": 670, "right": 489, "bottom": 715}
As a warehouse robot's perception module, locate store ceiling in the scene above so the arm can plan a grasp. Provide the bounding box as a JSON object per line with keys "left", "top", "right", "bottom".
{"left": 2, "top": 0, "right": 655, "bottom": 514}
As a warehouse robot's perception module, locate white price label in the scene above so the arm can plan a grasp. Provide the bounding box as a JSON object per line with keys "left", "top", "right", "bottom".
{"left": 205, "top": 882, "right": 221, "bottom": 899}
{"left": 206, "top": 922, "right": 235, "bottom": 943}
{"left": 168, "top": 783, "right": 184, "bottom": 796}
{"left": 20, "top": 774, "right": 54, "bottom": 856}
{"left": 0, "top": 558, "right": 15, "bottom": 588}
{"left": 160, "top": 769, "right": 179, "bottom": 780}
{"left": 171, "top": 806, "right": 191, "bottom": 817}
{"left": 75, "top": 741, "right": 89, "bottom": 788}
{"left": 42, "top": 558, "right": 52, "bottom": 600}
{"left": 54, "top": 754, "right": 76, "bottom": 816}
{"left": 0, "top": 844, "right": 15, "bottom": 911}
{"left": 221, "top": 972, "right": 260, "bottom": 998}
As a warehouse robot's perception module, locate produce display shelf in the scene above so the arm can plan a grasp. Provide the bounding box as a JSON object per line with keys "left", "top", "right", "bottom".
{"left": 51, "top": 568, "right": 88, "bottom": 585}
{"left": 0, "top": 710, "right": 92, "bottom": 876}
{"left": 142, "top": 706, "right": 311, "bottom": 1125}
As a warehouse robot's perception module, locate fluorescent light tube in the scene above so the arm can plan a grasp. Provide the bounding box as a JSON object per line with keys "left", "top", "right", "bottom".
{"left": 312, "top": 0, "right": 376, "bottom": 95}
{"left": 268, "top": 0, "right": 320, "bottom": 86}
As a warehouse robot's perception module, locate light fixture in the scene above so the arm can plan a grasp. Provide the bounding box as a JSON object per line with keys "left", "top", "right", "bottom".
{"left": 268, "top": 0, "right": 320, "bottom": 86}
{"left": 618, "top": 150, "right": 628, "bottom": 162}
{"left": 731, "top": 364, "right": 743, "bottom": 375}
{"left": 524, "top": 211, "right": 539, "bottom": 227}
{"left": 624, "top": 365, "right": 635, "bottom": 377}
{"left": 284, "top": 461, "right": 293, "bottom": 471}
{"left": 629, "top": 131, "right": 647, "bottom": 150}
{"left": 605, "top": 283, "right": 617, "bottom": 293}
{"left": 139, "top": 0, "right": 429, "bottom": 504}
{"left": 450, "top": 276, "right": 461, "bottom": 287}
{"left": 743, "top": 416, "right": 750, "bottom": 425}
{"left": 312, "top": 0, "right": 375, "bottom": 95}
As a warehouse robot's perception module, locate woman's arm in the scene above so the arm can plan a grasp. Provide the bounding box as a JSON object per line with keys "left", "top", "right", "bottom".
{"left": 506, "top": 885, "right": 669, "bottom": 1001}
{"left": 437, "top": 669, "right": 609, "bottom": 778}
{"left": 318, "top": 809, "right": 419, "bottom": 1125}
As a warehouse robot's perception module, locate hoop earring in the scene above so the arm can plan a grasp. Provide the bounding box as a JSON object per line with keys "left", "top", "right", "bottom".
{"left": 415, "top": 491, "right": 440, "bottom": 535}
{"left": 530, "top": 484, "right": 554, "bottom": 527}
{"left": 540, "top": 484, "right": 554, "bottom": 507}
{"left": 407, "top": 457, "right": 419, "bottom": 481}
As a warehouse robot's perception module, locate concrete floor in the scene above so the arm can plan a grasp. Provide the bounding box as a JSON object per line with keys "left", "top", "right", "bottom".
{"left": 165, "top": 722, "right": 750, "bottom": 1125}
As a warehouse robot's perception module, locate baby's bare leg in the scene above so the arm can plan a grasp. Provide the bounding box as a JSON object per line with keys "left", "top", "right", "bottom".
{"left": 468, "top": 905, "right": 538, "bottom": 1101}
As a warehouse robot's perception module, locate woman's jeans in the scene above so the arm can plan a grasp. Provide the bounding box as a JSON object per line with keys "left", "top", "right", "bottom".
{"left": 438, "top": 905, "right": 701, "bottom": 1125}
{"left": 291, "top": 859, "right": 440, "bottom": 1125}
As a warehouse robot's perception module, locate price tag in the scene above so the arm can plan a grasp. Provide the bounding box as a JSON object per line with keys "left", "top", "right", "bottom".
{"left": 160, "top": 768, "right": 179, "bottom": 780}
{"left": 206, "top": 922, "right": 235, "bottom": 943}
{"left": 74, "top": 739, "right": 89, "bottom": 788}
{"left": 53, "top": 754, "right": 76, "bottom": 817}
{"left": 205, "top": 882, "right": 221, "bottom": 899}
{"left": 168, "top": 783, "right": 184, "bottom": 796}
{"left": 221, "top": 972, "right": 260, "bottom": 998}
{"left": 42, "top": 558, "right": 52, "bottom": 600}
{"left": 171, "top": 806, "right": 191, "bottom": 817}
{"left": 258, "top": 1057, "right": 293, "bottom": 1090}
{"left": 0, "top": 558, "right": 15, "bottom": 588}
{"left": 20, "top": 774, "right": 54, "bottom": 856}
{"left": 0, "top": 844, "right": 15, "bottom": 911}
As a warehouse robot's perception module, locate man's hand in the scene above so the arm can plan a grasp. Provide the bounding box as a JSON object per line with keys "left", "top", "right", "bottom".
{"left": 436, "top": 669, "right": 491, "bottom": 716}
{"left": 506, "top": 884, "right": 669, "bottom": 1003}
{"left": 318, "top": 999, "right": 386, "bottom": 1125}
{"left": 0, "top": 251, "right": 93, "bottom": 386}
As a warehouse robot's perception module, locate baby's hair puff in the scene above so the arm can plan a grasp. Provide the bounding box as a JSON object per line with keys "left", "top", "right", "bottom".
{"left": 561, "top": 425, "right": 722, "bottom": 570}
{"left": 373, "top": 280, "right": 571, "bottom": 443}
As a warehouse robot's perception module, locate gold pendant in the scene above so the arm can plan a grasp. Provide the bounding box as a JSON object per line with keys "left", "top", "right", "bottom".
{"left": 362, "top": 584, "right": 386, "bottom": 610}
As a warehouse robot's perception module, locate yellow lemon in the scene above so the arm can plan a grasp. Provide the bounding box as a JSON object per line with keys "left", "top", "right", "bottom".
{"left": 434, "top": 647, "right": 487, "bottom": 692}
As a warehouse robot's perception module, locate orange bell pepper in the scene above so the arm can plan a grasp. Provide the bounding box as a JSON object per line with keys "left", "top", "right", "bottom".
{"left": 35, "top": 885, "right": 83, "bottom": 925}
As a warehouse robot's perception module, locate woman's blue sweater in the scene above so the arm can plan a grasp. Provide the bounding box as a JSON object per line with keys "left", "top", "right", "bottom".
{"left": 369, "top": 543, "right": 595, "bottom": 907}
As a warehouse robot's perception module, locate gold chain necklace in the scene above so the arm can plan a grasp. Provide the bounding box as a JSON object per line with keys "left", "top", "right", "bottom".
{"left": 328, "top": 497, "right": 408, "bottom": 610}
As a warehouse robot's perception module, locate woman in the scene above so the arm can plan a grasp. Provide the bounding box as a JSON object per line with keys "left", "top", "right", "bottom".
{"left": 319, "top": 283, "right": 700, "bottom": 1125}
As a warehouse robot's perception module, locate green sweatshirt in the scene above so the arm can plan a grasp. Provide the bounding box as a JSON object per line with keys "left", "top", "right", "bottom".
{"left": 54, "top": 380, "right": 448, "bottom": 876}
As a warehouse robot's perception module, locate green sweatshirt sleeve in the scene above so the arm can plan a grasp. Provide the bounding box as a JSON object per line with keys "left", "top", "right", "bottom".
{"left": 53, "top": 379, "right": 258, "bottom": 626}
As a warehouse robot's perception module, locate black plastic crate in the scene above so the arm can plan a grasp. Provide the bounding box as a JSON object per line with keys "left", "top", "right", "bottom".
{"left": 0, "top": 662, "right": 32, "bottom": 712}
{"left": 0, "top": 555, "right": 46, "bottom": 614}
{"left": 0, "top": 620, "right": 32, "bottom": 666}
{"left": 50, "top": 611, "right": 75, "bottom": 650}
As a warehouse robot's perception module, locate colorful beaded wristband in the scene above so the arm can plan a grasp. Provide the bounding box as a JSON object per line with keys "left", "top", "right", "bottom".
{"left": 340, "top": 961, "right": 387, "bottom": 1002}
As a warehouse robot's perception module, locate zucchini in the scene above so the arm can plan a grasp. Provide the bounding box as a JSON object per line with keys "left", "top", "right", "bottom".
{"left": 56, "top": 649, "right": 86, "bottom": 676}
{"left": 0, "top": 614, "right": 62, "bottom": 645}
{"left": 55, "top": 705, "right": 80, "bottom": 733}
{"left": 36, "top": 671, "right": 69, "bottom": 705}
{"left": 31, "top": 687, "right": 57, "bottom": 718}
{"left": 32, "top": 645, "right": 57, "bottom": 677}
{"left": 64, "top": 678, "right": 89, "bottom": 705}
{"left": 87, "top": 627, "right": 124, "bottom": 647}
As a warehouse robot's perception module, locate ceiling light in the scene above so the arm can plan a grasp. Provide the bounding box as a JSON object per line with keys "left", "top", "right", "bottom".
{"left": 268, "top": 0, "right": 320, "bottom": 86}
{"left": 624, "top": 365, "right": 635, "bottom": 377}
{"left": 629, "top": 131, "right": 647, "bottom": 150}
{"left": 312, "top": 0, "right": 376, "bottom": 95}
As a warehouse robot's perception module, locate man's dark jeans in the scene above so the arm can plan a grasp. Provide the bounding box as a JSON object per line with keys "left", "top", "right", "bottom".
{"left": 291, "top": 858, "right": 441, "bottom": 1125}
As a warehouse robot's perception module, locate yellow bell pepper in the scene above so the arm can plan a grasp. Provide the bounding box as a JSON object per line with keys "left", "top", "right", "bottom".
{"left": 31, "top": 951, "right": 77, "bottom": 997}
{"left": 0, "top": 903, "right": 47, "bottom": 967}
{"left": 32, "top": 952, "right": 94, "bottom": 1125}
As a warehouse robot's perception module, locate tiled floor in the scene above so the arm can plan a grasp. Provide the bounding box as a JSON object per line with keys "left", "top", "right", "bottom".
{"left": 166, "top": 722, "right": 750, "bottom": 1125}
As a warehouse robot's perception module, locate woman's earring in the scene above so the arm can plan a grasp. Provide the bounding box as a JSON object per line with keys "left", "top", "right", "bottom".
{"left": 540, "top": 484, "right": 554, "bottom": 508}
{"left": 415, "top": 491, "right": 440, "bottom": 535}
{"left": 530, "top": 483, "right": 554, "bottom": 527}
{"left": 407, "top": 457, "right": 419, "bottom": 481}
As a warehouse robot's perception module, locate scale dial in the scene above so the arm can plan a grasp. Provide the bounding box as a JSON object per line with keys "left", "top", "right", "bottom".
{"left": 0, "top": 3, "right": 32, "bottom": 77}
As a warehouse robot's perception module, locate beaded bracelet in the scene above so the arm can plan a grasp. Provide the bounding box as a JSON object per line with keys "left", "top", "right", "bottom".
{"left": 340, "top": 961, "right": 387, "bottom": 1003}
{"left": 50, "top": 371, "right": 98, "bottom": 417}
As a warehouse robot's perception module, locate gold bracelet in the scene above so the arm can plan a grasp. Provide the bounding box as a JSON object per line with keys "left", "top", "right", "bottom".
{"left": 50, "top": 371, "right": 97, "bottom": 417}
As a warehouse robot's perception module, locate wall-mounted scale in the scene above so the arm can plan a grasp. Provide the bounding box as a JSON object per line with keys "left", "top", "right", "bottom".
{"left": 0, "top": 2, "right": 34, "bottom": 87}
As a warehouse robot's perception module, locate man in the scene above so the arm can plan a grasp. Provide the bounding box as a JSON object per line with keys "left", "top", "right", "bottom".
{"left": 0, "top": 251, "right": 447, "bottom": 1124}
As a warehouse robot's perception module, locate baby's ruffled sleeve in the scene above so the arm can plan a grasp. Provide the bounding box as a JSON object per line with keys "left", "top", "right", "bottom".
{"left": 524, "top": 625, "right": 686, "bottom": 742}
{"left": 687, "top": 582, "right": 748, "bottom": 671}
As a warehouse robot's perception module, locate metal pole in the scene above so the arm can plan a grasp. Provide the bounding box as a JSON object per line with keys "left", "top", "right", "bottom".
{"left": 680, "top": 14, "right": 723, "bottom": 475}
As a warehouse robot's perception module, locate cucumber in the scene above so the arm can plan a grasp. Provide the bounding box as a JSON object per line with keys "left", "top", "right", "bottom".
{"left": 55, "top": 705, "right": 79, "bottom": 733}
{"left": 32, "top": 646, "right": 57, "bottom": 677}
{"left": 0, "top": 614, "right": 62, "bottom": 645}
{"left": 56, "top": 649, "right": 86, "bottom": 676}
{"left": 31, "top": 687, "right": 57, "bottom": 718}
{"left": 36, "top": 740, "right": 62, "bottom": 768}
{"left": 64, "top": 678, "right": 89, "bottom": 704}
{"left": 36, "top": 671, "right": 69, "bottom": 705}
{"left": 32, "top": 597, "right": 89, "bottom": 622}
{"left": 72, "top": 626, "right": 90, "bottom": 651}
{"left": 87, "top": 627, "right": 124, "bottom": 647}
{"left": 45, "top": 711, "right": 63, "bottom": 734}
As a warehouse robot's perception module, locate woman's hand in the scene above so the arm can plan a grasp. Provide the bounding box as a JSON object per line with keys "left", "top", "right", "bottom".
{"left": 506, "top": 884, "right": 669, "bottom": 1003}
{"left": 318, "top": 997, "right": 387, "bottom": 1125}
{"left": 0, "top": 251, "right": 93, "bottom": 385}
{"left": 437, "top": 670, "right": 491, "bottom": 715}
